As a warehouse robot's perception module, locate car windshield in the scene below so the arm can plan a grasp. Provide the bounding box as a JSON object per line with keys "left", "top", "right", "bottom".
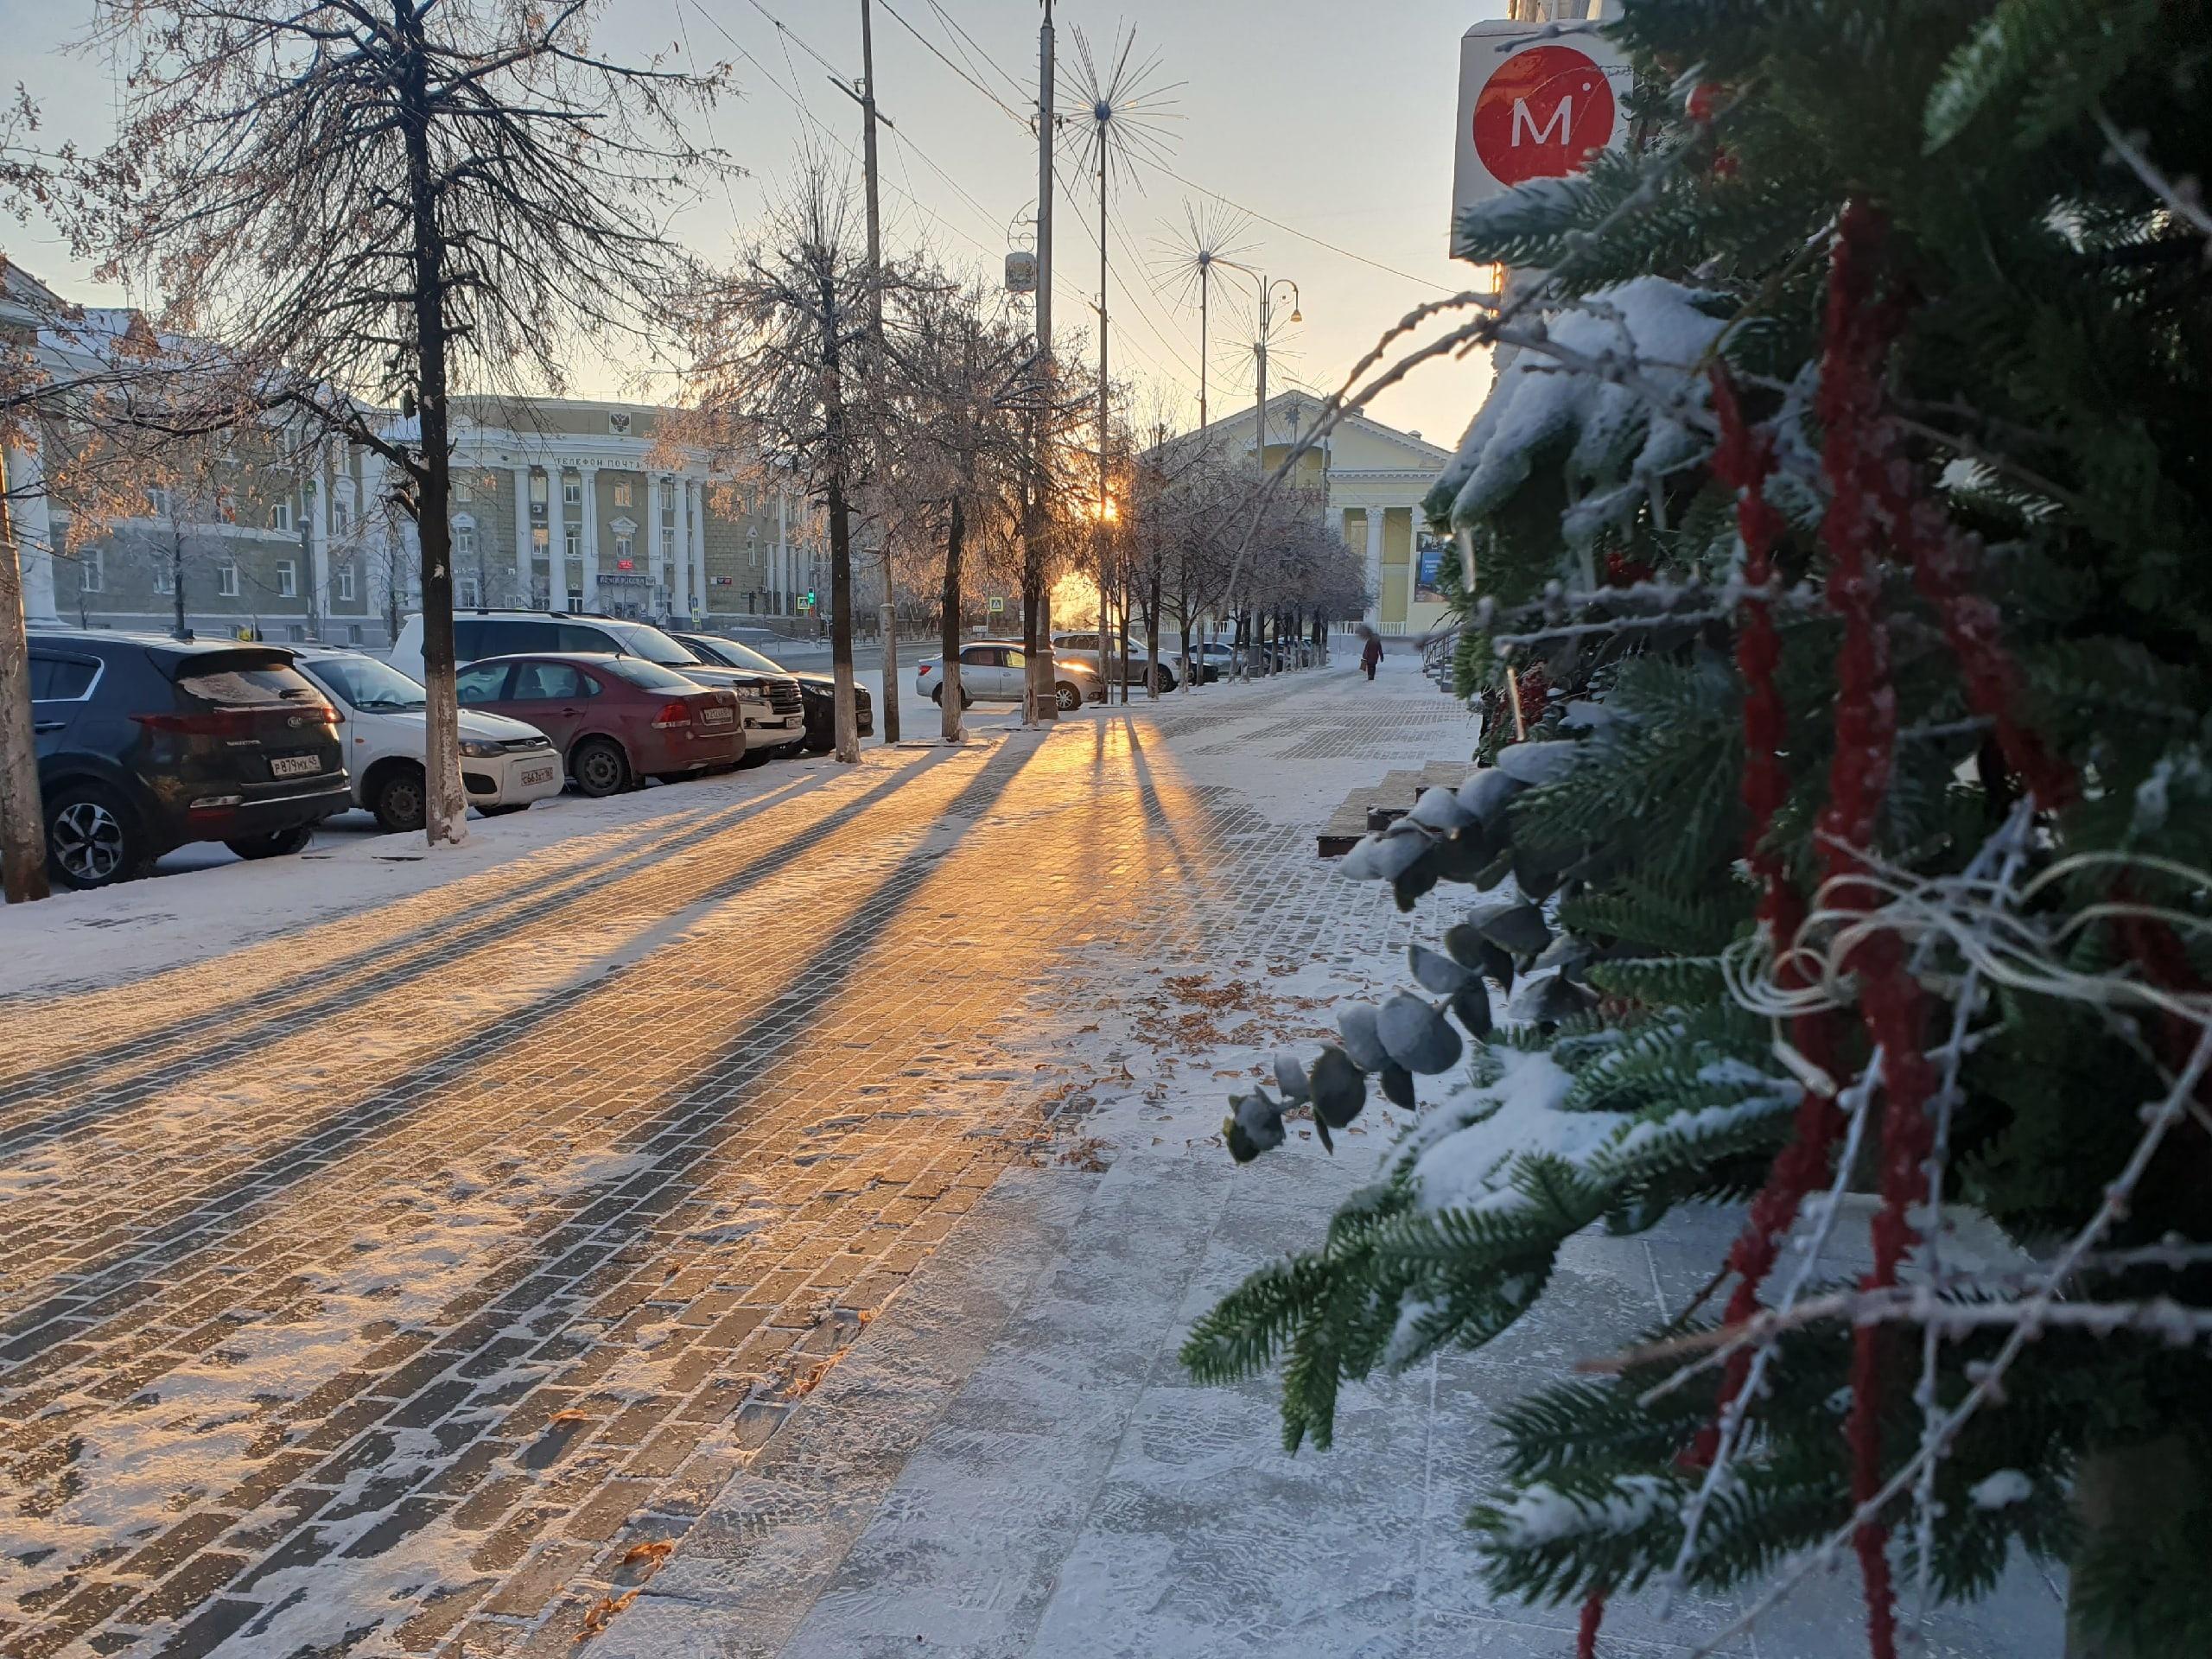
{"left": 308, "top": 654, "right": 428, "bottom": 712}
{"left": 689, "top": 636, "right": 785, "bottom": 675}
{"left": 600, "top": 621, "right": 702, "bottom": 668}
{"left": 604, "top": 658, "right": 700, "bottom": 691}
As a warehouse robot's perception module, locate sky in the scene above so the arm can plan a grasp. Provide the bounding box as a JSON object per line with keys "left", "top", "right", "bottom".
{"left": 0, "top": 0, "right": 1503, "bottom": 447}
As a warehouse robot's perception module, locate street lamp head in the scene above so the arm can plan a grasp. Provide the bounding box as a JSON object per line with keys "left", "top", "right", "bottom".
{"left": 1289, "top": 306, "right": 1303, "bottom": 324}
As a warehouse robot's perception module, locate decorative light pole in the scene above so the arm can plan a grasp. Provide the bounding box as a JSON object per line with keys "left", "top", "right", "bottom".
{"left": 1244, "top": 272, "right": 1300, "bottom": 679}
{"left": 1070, "top": 27, "right": 1177, "bottom": 702}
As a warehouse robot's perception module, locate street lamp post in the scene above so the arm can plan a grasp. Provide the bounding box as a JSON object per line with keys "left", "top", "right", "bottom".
{"left": 1244, "top": 274, "right": 1300, "bottom": 681}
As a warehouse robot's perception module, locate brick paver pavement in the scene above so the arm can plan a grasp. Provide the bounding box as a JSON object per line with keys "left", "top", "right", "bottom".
{"left": 0, "top": 662, "right": 1463, "bottom": 1659}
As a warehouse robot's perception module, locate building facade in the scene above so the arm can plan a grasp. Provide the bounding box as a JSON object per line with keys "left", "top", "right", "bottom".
{"left": 1190, "top": 393, "right": 1455, "bottom": 636}
{"left": 7, "top": 272, "right": 830, "bottom": 647}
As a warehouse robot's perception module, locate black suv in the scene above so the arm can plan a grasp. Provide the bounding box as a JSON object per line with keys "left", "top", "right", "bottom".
{"left": 29, "top": 630, "right": 348, "bottom": 888}
{"left": 670, "top": 632, "right": 872, "bottom": 754}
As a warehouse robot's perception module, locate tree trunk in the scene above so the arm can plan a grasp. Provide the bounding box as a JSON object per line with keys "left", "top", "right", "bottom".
{"left": 879, "top": 561, "right": 900, "bottom": 746}
{"left": 397, "top": 1, "right": 467, "bottom": 847}
{"left": 1144, "top": 563, "right": 1161, "bottom": 699}
{"left": 940, "top": 493, "right": 964, "bottom": 743}
{"left": 172, "top": 536, "right": 187, "bottom": 639}
{"left": 0, "top": 458, "right": 49, "bottom": 904}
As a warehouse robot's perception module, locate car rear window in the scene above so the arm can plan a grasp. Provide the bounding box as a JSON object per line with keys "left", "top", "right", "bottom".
{"left": 604, "top": 658, "right": 699, "bottom": 691}
{"left": 171, "top": 652, "right": 324, "bottom": 707}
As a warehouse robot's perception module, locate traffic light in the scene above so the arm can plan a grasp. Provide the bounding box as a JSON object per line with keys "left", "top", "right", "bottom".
{"left": 806, "top": 590, "right": 817, "bottom": 607}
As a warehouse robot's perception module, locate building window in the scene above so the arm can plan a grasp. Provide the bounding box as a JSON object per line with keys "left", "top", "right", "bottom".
{"left": 347, "top": 623, "right": 364, "bottom": 645}
{"left": 531, "top": 526, "right": 550, "bottom": 552}
{"left": 565, "top": 528, "right": 581, "bottom": 562}
{"left": 612, "top": 480, "right": 633, "bottom": 508}
{"left": 154, "top": 563, "right": 175, "bottom": 596}
{"left": 336, "top": 563, "right": 356, "bottom": 601}
{"left": 459, "top": 575, "right": 481, "bottom": 607}
{"left": 270, "top": 501, "right": 293, "bottom": 533}
{"left": 333, "top": 501, "right": 349, "bottom": 534}
{"left": 146, "top": 486, "right": 173, "bottom": 518}
{"left": 454, "top": 524, "right": 475, "bottom": 558}
{"left": 276, "top": 559, "right": 298, "bottom": 598}
{"left": 219, "top": 563, "right": 240, "bottom": 598}
{"left": 614, "top": 533, "right": 633, "bottom": 563}
{"left": 661, "top": 527, "right": 676, "bottom": 562}
{"left": 454, "top": 479, "right": 472, "bottom": 505}
{"left": 529, "top": 471, "right": 549, "bottom": 515}
{"left": 79, "top": 548, "right": 104, "bottom": 594}
{"left": 563, "top": 474, "right": 582, "bottom": 505}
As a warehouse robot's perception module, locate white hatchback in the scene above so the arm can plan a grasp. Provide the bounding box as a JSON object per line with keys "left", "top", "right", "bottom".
{"left": 292, "top": 650, "right": 567, "bottom": 834}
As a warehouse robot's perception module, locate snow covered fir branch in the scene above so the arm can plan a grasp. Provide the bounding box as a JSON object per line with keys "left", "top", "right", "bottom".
{"left": 1183, "top": 3, "right": 2212, "bottom": 1657}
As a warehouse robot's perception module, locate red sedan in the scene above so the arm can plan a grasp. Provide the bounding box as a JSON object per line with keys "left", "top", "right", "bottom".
{"left": 454, "top": 653, "right": 744, "bottom": 796}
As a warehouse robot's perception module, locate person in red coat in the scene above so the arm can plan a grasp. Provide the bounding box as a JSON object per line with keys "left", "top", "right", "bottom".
{"left": 1359, "top": 629, "right": 1383, "bottom": 681}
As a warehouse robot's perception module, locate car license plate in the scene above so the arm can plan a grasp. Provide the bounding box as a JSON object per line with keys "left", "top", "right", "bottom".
{"left": 701, "top": 706, "right": 734, "bottom": 726}
{"left": 269, "top": 753, "right": 321, "bottom": 779}
{"left": 520, "top": 765, "right": 556, "bottom": 786}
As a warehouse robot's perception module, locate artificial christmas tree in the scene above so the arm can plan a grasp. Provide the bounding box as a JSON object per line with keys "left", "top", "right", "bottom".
{"left": 1185, "top": 3, "right": 2212, "bottom": 1655}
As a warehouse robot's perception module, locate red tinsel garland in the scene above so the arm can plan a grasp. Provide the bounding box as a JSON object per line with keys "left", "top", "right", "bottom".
{"left": 1692, "top": 368, "right": 1845, "bottom": 1476}
{"left": 1814, "top": 200, "right": 1927, "bottom": 1659}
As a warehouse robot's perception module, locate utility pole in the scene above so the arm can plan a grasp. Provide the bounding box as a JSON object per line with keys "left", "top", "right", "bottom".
{"left": 1244, "top": 274, "right": 1300, "bottom": 681}
{"left": 1027, "top": 0, "right": 1058, "bottom": 724}
{"left": 1094, "top": 131, "right": 1111, "bottom": 704}
{"left": 851, "top": 0, "right": 898, "bottom": 744}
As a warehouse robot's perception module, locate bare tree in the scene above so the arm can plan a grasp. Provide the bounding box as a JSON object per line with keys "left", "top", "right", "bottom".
{"left": 880, "top": 277, "right": 1065, "bottom": 740}
{"left": 59, "top": 0, "right": 733, "bottom": 845}
{"left": 677, "top": 166, "right": 913, "bottom": 765}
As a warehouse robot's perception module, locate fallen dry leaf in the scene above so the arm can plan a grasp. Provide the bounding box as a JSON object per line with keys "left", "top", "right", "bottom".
{"left": 548, "top": 1408, "right": 593, "bottom": 1427}
{"left": 620, "top": 1540, "right": 676, "bottom": 1566}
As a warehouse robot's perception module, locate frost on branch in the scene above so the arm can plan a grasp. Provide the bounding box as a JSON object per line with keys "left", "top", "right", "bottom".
{"left": 1427, "top": 277, "right": 1728, "bottom": 552}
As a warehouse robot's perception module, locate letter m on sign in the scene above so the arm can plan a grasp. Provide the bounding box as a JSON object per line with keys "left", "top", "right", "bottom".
{"left": 1511, "top": 96, "right": 1572, "bottom": 147}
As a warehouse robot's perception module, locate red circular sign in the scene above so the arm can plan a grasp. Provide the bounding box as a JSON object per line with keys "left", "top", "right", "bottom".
{"left": 1472, "top": 45, "right": 1617, "bottom": 188}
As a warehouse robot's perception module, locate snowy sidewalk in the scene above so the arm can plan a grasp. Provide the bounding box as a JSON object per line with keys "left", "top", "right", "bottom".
{"left": 0, "top": 655, "right": 2062, "bottom": 1658}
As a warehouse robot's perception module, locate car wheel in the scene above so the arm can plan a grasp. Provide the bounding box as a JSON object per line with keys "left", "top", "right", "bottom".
{"left": 1055, "top": 681, "right": 1082, "bottom": 712}
{"left": 475, "top": 803, "right": 530, "bottom": 817}
{"left": 372, "top": 765, "right": 428, "bottom": 835}
{"left": 570, "top": 737, "right": 631, "bottom": 798}
{"left": 226, "top": 823, "right": 316, "bottom": 860}
{"left": 45, "top": 783, "right": 145, "bottom": 890}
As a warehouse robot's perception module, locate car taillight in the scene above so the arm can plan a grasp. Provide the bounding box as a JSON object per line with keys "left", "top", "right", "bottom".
{"left": 651, "top": 699, "right": 693, "bottom": 729}
{"left": 918, "top": 664, "right": 932, "bottom": 676}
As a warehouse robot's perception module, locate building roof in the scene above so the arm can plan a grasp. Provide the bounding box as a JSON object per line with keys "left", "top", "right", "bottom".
{"left": 1153, "top": 391, "right": 1452, "bottom": 474}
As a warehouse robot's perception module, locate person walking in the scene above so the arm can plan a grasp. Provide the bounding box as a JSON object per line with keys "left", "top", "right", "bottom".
{"left": 1359, "top": 628, "right": 1383, "bottom": 682}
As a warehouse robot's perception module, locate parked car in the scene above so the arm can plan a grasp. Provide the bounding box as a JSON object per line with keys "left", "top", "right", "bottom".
{"left": 914, "top": 644, "right": 1103, "bottom": 711}
{"left": 391, "top": 610, "right": 807, "bottom": 757}
{"left": 1185, "top": 642, "right": 1235, "bottom": 683}
{"left": 28, "top": 628, "right": 348, "bottom": 889}
{"left": 668, "top": 631, "right": 871, "bottom": 755}
{"left": 1050, "top": 632, "right": 1180, "bottom": 692}
{"left": 290, "top": 649, "right": 564, "bottom": 834}
{"left": 453, "top": 653, "right": 742, "bottom": 795}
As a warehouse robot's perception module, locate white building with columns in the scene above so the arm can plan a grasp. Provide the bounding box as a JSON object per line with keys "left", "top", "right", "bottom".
{"left": 1183, "top": 392, "right": 1454, "bottom": 636}
{"left": 441, "top": 397, "right": 820, "bottom": 632}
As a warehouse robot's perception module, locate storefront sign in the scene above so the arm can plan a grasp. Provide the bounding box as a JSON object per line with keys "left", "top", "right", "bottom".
{"left": 1452, "top": 22, "right": 1633, "bottom": 253}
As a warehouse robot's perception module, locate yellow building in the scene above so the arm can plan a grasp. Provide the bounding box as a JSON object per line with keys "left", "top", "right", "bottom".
{"left": 1194, "top": 393, "right": 1456, "bottom": 635}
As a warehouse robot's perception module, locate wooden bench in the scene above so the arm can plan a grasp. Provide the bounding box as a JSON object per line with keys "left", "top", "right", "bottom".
{"left": 1317, "top": 760, "right": 1478, "bottom": 858}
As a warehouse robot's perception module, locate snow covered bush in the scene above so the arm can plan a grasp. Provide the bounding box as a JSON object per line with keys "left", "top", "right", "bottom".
{"left": 1185, "top": 3, "right": 2212, "bottom": 1656}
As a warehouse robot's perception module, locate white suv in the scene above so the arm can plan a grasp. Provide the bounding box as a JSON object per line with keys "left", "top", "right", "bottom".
{"left": 291, "top": 649, "right": 565, "bottom": 834}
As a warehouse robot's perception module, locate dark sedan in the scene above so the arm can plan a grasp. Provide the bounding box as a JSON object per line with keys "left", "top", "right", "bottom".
{"left": 671, "top": 632, "right": 874, "bottom": 754}
{"left": 29, "top": 629, "right": 348, "bottom": 888}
